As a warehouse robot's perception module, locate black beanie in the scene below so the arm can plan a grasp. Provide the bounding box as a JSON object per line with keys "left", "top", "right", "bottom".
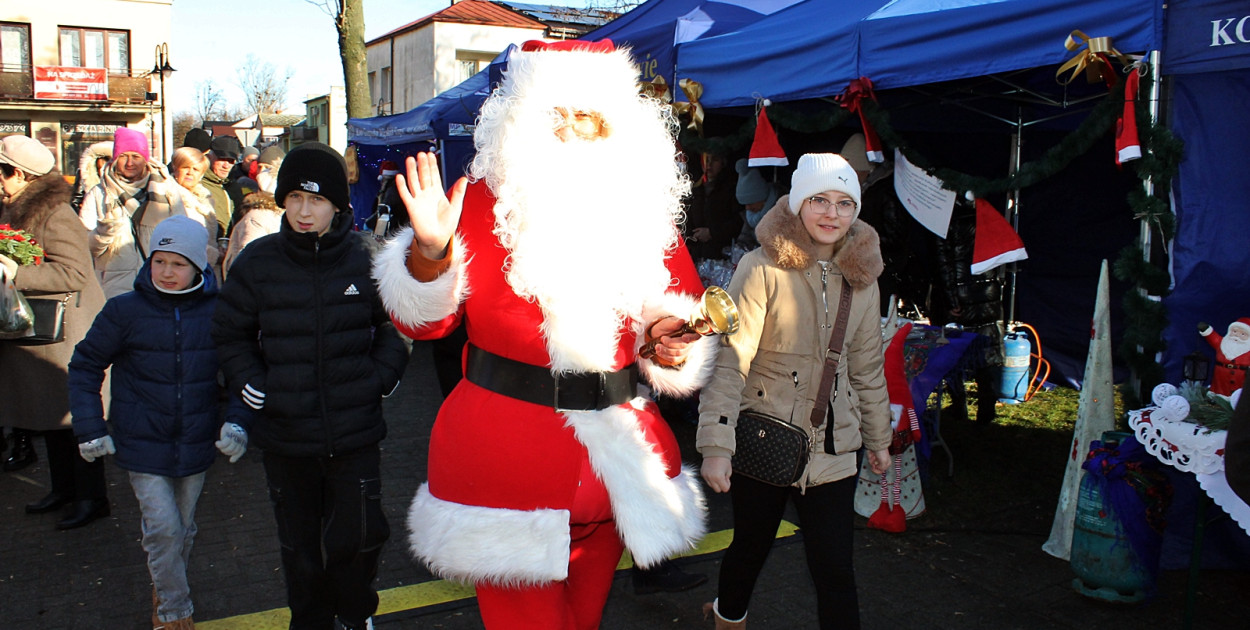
{"left": 183, "top": 128, "right": 212, "bottom": 152}
{"left": 275, "top": 142, "right": 350, "bottom": 213}
{"left": 209, "top": 135, "right": 241, "bottom": 161}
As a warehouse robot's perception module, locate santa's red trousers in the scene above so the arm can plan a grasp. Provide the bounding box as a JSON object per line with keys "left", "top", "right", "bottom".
{"left": 474, "top": 444, "right": 624, "bottom": 630}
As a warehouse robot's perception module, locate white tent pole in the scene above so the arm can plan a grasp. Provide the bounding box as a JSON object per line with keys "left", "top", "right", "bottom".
{"left": 1005, "top": 106, "right": 1024, "bottom": 325}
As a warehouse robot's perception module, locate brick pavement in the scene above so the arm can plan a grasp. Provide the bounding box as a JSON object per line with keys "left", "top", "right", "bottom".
{"left": 3, "top": 342, "right": 1249, "bottom": 629}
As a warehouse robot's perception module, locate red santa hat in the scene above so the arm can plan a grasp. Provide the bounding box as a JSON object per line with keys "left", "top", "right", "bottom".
{"left": 1115, "top": 70, "right": 1141, "bottom": 166}
{"left": 748, "top": 101, "right": 788, "bottom": 167}
{"left": 971, "top": 198, "right": 1028, "bottom": 275}
{"left": 378, "top": 160, "right": 400, "bottom": 181}
{"left": 1230, "top": 318, "right": 1250, "bottom": 337}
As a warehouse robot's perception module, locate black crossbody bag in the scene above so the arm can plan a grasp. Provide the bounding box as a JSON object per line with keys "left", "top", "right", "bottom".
{"left": 733, "top": 278, "right": 853, "bottom": 486}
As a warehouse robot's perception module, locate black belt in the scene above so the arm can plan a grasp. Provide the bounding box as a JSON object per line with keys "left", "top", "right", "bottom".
{"left": 1225, "top": 363, "right": 1249, "bottom": 371}
{"left": 465, "top": 344, "right": 639, "bottom": 411}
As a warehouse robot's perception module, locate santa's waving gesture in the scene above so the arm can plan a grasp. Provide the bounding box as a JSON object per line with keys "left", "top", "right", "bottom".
{"left": 372, "top": 39, "right": 713, "bottom": 629}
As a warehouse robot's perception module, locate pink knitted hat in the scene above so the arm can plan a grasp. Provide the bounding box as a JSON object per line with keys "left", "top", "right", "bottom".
{"left": 112, "top": 127, "right": 150, "bottom": 161}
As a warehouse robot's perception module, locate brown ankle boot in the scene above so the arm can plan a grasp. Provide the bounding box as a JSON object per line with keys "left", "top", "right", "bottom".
{"left": 702, "top": 599, "right": 747, "bottom": 629}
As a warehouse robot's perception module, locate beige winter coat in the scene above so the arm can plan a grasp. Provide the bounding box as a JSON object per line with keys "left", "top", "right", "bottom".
{"left": 696, "top": 195, "right": 892, "bottom": 487}
{"left": 0, "top": 172, "right": 109, "bottom": 431}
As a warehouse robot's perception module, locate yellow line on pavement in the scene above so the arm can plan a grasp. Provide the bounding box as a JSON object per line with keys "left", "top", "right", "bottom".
{"left": 198, "top": 521, "right": 798, "bottom": 630}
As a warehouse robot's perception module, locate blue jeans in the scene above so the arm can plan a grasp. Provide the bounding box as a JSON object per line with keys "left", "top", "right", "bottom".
{"left": 129, "top": 471, "right": 206, "bottom": 622}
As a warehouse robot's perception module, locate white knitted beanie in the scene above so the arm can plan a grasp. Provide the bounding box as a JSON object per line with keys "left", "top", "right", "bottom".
{"left": 787, "top": 153, "right": 862, "bottom": 217}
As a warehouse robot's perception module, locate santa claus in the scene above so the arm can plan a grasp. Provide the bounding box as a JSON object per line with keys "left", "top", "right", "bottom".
{"left": 1199, "top": 318, "right": 1250, "bottom": 396}
{"left": 372, "top": 39, "right": 714, "bottom": 629}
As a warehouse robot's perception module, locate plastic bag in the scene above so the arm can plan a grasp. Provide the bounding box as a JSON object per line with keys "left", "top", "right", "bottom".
{"left": 0, "top": 273, "right": 34, "bottom": 339}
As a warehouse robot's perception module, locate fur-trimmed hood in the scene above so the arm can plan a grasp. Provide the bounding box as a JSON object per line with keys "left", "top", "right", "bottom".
{"left": 754, "top": 194, "right": 883, "bottom": 289}
{"left": 4, "top": 171, "right": 73, "bottom": 231}
{"left": 76, "top": 141, "right": 113, "bottom": 194}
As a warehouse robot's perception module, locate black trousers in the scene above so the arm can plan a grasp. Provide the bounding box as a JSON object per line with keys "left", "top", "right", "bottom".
{"left": 43, "top": 428, "right": 107, "bottom": 501}
{"left": 262, "top": 445, "right": 390, "bottom": 630}
{"left": 717, "top": 472, "right": 859, "bottom": 630}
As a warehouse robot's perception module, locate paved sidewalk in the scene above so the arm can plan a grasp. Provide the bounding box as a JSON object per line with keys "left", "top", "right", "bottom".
{"left": 3, "top": 342, "right": 1248, "bottom": 629}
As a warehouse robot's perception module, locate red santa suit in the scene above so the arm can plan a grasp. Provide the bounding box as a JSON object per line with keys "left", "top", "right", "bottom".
{"left": 373, "top": 182, "right": 713, "bottom": 629}
{"left": 1201, "top": 318, "right": 1250, "bottom": 396}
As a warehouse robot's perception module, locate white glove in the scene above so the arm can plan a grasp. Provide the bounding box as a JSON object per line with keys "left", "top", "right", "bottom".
{"left": 0, "top": 253, "right": 17, "bottom": 280}
{"left": 215, "top": 423, "right": 248, "bottom": 463}
{"left": 241, "top": 384, "right": 265, "bottom": 410}
{"left": 79, "top": 436, "right": 116, "bottom": 463}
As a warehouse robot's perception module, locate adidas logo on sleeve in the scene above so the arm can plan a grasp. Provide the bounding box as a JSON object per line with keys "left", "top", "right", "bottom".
{"left": 344, "top": 284, "right": 360, "bottom": 296}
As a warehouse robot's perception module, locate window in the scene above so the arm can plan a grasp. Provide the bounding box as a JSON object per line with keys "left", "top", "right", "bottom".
{"left": 308, "top": 105, "right": 321, "bottom": 128}
{"left": 379, "top": 66, "right": 392, "bottom": 107}
{"left": 0, "top": 22, "right": 30, "bottom": 70}
{"left": 59, "top": 27, "right": 129, "bottom": 74}
{"left": 455, "top": 51, "right": 494, "bottom": 85}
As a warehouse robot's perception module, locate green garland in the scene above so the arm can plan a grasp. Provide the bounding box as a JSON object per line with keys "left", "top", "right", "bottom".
{"left": 677, "top": 69, "right": 1183, "bottom": 404}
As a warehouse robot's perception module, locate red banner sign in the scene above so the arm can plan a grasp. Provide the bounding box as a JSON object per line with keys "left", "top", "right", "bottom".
{"left": 33, "top": 66, "right": 109, "bottom": 101}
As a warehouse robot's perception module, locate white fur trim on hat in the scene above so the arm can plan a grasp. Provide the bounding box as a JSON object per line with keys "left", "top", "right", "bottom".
{"left": 371, "top": 227, "right": 469, "bottom": 331}
{"left": 1230, "top": 320, "right": 1250, "bottom": 335}
{"left": 787, "top": 153, "right": 862, "bottom": 217}
{"left": 407, "top": 483, "right": 571, "bottom": 586}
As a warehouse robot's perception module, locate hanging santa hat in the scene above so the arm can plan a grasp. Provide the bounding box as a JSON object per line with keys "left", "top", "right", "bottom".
{"left": 748, "top": 100, "right": 787, "bottom": 167}
{"left": 835, "top": 77, "right": 885, "bottom": 163}
{"left": 972, "top": 198, "right": 1028, "bottom": 275}
{"left": 1115, "top": 69, "right": 1142, "bottom": 166}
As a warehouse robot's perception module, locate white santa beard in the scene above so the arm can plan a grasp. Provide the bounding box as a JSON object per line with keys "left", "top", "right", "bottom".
{"left": 489, "top": 131, "right": 684, "bottom": 372}
{"left": 1221, "top": 335, "right": 1250, "bottom": 362}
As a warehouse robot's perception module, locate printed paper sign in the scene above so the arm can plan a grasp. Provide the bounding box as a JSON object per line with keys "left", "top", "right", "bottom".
{"left": 34, "top": 66, "right": 108, "bottom": 101}
{"left": 893, "top": 148, "right": 955, "bottom": 238}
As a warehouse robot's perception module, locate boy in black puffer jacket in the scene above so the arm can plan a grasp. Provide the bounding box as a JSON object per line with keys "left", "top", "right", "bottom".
{"left": 211, "top": 142, "right": 410, "bottom": 630}
{"left": 68, "top": 215, "right": 248, "bottom": 630}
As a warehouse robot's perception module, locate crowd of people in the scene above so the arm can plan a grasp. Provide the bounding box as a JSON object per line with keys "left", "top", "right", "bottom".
{"left": 0, "top": 37, "right": 1010, "bottom": 630}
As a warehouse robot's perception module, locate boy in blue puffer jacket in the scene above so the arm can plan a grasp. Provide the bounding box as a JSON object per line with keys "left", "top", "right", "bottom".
{"left": 68, "top": 215, "right": 248, "bottom": 630}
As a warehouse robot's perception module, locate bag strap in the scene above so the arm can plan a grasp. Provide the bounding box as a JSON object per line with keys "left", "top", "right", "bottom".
{"left": 808, "top": 277, "right": 853, "bottom": 428}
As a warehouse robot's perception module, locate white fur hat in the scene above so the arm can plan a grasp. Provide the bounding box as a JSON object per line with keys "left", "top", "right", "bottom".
{"left": 787, "top": 153, "right": 862, "bottom": 217}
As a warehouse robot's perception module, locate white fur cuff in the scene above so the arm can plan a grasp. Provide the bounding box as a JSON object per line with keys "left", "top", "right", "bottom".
{"left": 636, "top": 291, "right": 718, "bottom": 397}
{"left": 407, "top": 483, "right": 571, "bottom": 586}
{"left": 371, "top": 227, "right": 468, "bottom": 331}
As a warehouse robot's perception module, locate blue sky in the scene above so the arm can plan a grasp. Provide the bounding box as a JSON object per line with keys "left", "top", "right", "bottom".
{"left": 168, "top": 0, "right": 588, "bottom": 117}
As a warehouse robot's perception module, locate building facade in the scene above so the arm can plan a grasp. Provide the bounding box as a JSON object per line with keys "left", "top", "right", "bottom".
{"left": 1, "top": 0, "right": 173, "bottom": 179}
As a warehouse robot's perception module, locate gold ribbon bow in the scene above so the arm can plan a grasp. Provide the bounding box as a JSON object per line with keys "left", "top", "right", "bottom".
{"left": 1056, "top": 30, "right": 1132, "bottom": 85}
{"left": 673, "top": 78, "right": 705, "bottom": 135}
{"left": 642, "top": 75, "right": 672, "bottom": 103}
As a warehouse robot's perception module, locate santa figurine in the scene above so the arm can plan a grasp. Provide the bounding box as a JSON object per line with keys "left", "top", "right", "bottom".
{"left": 373, "top": 39, "right": 714, "bottom": 628}
{"left": 1198, "top": 318, "right": 1250, "bottom": 395}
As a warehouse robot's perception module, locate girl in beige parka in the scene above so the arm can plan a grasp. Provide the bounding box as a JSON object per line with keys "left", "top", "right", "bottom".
{"left": 697, "top": 153, "right": 893, "bottom": 630}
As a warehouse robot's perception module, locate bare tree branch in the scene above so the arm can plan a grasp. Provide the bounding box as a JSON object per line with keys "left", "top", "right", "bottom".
{"left": 235, "top": 54, "right": 295, "bottom": 114}
{"left": 193, "top": 80, "right": 225, "bottom": 124}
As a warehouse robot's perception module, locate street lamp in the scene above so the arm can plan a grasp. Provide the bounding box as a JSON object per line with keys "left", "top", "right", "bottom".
{"left": 1183, "top": 350, "right": 1210, "bottom": 389}
{"left": 150, "top": 43, "right": 175, "bottom": 162}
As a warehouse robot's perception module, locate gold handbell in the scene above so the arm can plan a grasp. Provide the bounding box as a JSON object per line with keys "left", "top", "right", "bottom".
{"left": 687, "top": 286, "right": 739, "bottom": 336}
{"left": 639, "top": 286, "right": 739, "bottom": 360}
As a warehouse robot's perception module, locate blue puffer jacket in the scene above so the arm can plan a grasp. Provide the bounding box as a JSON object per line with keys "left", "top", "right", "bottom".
{"left": 68, "top": 259, "right": 225, "bottom": 477}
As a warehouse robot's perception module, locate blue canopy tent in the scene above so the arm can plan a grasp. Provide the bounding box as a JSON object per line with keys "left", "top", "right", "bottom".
{"left": 581, "top": 0, "right": 804, "bottom": 88}
{"left": 346, "top": 47, "right": 512, "bottom": 226}
{"left": 1159, "top": 0, "right": 1250, "bottom": 383}
{"left": 674, "top": 0, "right": 1169, "bottom": 385}
{"left": 673, "top": 0, "right": 882, "bottom": 108}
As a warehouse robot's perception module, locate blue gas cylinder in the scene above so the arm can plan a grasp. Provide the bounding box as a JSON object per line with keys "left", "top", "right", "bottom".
{"left": 998, "top": 330, "right": 1031, "bottom": 404}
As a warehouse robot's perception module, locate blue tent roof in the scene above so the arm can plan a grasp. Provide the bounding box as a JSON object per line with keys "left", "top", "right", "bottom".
{"left": 582, "top": 0, "right": 803, "bottom": 87}
{"left": 676, "top": 0, "right": 1163, "bottom": 108}
{"left": 675, "top": 0, "right": 880, "bottom": 108}
{"left": 858, "top": 0, "right": 1162, "bottom": 89}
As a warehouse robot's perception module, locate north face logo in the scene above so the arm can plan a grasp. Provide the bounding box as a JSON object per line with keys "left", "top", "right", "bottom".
{"left": 158, "top": 237, "right": 175, "bottom": 246}
{"left": 344, "top": 284, "right": 360, "bottom": 296}
{"left": 300, "top": 180, "right": 321, "bottom": 193}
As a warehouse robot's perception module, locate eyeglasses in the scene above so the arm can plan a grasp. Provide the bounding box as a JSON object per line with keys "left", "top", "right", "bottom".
{"left": 806, "top": 196, "right": 857, "bottom": 217}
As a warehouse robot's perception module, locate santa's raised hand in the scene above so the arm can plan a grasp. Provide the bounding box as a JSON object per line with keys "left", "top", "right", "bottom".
{"left": 396, "top": 151, "right": 468, "bottom": 260}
